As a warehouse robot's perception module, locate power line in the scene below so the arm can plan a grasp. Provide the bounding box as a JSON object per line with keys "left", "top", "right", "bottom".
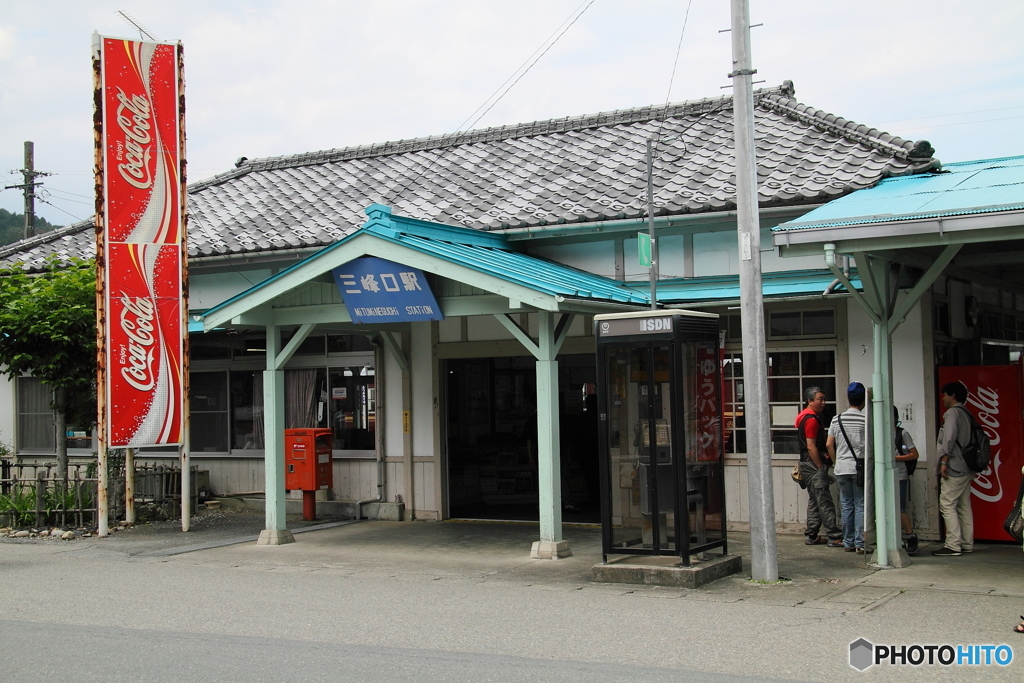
{"left": 452, "top": 0, "right": 595, "bottom": 136}
{"left": 40, "top": 191, "right": 93, "bottom": 207}
{"left": 46, "top": 187, "right": 94, "bottom": 201}
{"left": 386, "top": 0, "right": 597, "bottom": 204}
{"left": 652, "top": 0, "right": 694, "bottom": 159}
{"left": 664, "top": 0, "right": 693, "bottom": 105}
{"left": 458, "top": 0, "right": 596, "bottom": 137}
{"left": 35, "top": 197, "right": 85, "bottom": 223}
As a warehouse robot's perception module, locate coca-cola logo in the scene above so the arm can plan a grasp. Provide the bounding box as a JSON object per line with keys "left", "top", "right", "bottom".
{"left": 114, "top": 88, "right": 153, "bottom": 190}
{"left": 968, "top": 386, "right": 1002, "bottom": 502}
{"left": 119, "top": 294, "right": 157, "bottom": 392}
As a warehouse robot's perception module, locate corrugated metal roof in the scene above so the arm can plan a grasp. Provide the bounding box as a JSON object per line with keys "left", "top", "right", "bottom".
{"left": 366, "top": 212, "right": 649, "bottom": 305}
{"left": 644, "top": 269, "right": 862, "bottom": 303}
{"left": 774, "top": 156, "right": 1024, "bottom": 231}
{"left": 202, "top": 205, "right": 649, "bottom": 320}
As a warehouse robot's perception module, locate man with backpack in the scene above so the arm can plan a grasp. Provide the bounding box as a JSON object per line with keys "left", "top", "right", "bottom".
{"left": 795, "top": 386, "right": 843, "bottom": 547}
{"left": 933, "top": 381, "right": 977, "bottom": 557}
{"left": 893, "top": 406, "right": 920, "bottom": 555}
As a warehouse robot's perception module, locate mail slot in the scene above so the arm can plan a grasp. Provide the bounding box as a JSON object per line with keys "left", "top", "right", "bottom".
{"left": 285, "top": 428, "right": 333, "bottom": 492}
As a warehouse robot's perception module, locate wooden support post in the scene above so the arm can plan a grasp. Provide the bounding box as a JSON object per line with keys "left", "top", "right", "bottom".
{"left": 258, "top": 325, "right": 294, "bottom": 545}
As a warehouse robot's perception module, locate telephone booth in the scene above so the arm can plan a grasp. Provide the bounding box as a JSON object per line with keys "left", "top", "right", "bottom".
{"left": 594, "top": 310, "right": 727, "bottom": 565}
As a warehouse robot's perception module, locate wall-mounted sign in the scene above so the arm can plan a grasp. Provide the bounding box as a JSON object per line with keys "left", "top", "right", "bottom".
{"left": 332, "top": 257, "right": 443, "bottom": 323}
{"left": 638, "top": 233, "right": 652, "bottom": 267}
{"left": 597, "top": 316, "right": 675, "bottom": 337}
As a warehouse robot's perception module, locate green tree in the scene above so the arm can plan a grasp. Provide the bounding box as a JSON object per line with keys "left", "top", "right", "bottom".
{"left": 0, "top": 256, "right": 96, "bottom": 473}
{"left": 0, "top": 209, "right": 61, "bottom": 247}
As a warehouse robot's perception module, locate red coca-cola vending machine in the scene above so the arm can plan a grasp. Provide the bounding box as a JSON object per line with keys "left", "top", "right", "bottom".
{"left": 938, "top": 363, "right": 1024, "bottom": 542}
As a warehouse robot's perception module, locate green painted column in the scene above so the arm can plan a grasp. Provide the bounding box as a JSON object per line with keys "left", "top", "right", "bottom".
{"left": 531, "top": 311, "right": 571, "bottom": 559}
{"left": 867, "top": 259, "right": 903, "bottom": 567}
{"left": 536, "top": 357, "right": 562, "bottom": 542}
{"left": 258, "top": 326, "right": 294, "bottom": 545}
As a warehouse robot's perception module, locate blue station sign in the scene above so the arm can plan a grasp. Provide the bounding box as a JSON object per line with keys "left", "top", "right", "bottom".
{"left": 332, "top": 257, "right": 443, "bottom": 323}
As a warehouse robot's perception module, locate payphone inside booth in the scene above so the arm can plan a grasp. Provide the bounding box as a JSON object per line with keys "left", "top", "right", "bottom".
{"left": 595, "top": 310, "right": 727, "bottom": 565}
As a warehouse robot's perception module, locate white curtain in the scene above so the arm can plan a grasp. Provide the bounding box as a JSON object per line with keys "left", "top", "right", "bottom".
{"left": 286, "top": 369, "right": 318, "bottom": 428}
{"left": 250, "top": 372, "right": 265, "bottom": 448}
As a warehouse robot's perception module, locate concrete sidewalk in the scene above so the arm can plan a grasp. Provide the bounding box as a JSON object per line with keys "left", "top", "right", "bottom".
{"left": 4, "top": 513, "right": 1022, "bottom": 681}
{"left": 41, "top": 510, "right": 1022, "bottom": 609}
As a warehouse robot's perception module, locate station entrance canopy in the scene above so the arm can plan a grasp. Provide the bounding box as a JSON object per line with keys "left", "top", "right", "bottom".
{"left": 772, "top": 156, "right": 1024, "bottom": 568}
{"left": 200, "top": 204, "right": 649, "bottom": 551}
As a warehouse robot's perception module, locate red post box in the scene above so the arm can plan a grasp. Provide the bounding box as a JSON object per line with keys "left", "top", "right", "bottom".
{"left": 284, "top": 428, "right": 333, "bottom": 520}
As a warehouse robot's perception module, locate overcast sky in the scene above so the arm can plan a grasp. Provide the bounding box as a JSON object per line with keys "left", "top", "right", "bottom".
{"left": 1, "top": 0, "right": 1022, "bottom": 227}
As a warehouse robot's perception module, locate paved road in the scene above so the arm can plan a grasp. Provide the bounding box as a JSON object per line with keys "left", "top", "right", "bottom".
{"left": 0, "top": 619, "right": 778, "bottom": 683}
{"left": 1, "top": 516, "right": 1021, "bottom": 682}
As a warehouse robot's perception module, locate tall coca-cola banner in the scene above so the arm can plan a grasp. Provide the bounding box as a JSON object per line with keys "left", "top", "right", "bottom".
{"left": 96, "top": 36, "right": 185, "bottom": 447}
{"left": 938, "top": 364, "right": 1024, "bottom": 542}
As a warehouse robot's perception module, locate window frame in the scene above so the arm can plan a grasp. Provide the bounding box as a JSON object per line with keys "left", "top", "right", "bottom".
{"left": 188, "top": 349, "right": 375, "bottom": 458}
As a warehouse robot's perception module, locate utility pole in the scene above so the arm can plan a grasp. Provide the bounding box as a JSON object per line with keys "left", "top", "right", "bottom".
{"left": 730, "top": 0, "right": 778, "bottom": 581}
{"left": 646, "top": 138, "right": 658, "bottom": 310}
{"left": 5, "top": 141, "right": 51, "bottom": 240}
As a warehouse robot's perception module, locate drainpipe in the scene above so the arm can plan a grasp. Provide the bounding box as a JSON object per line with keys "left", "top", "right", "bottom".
{"left": 353, "top": 336, "right": 385, "bottom": 520}
{"left": 822, "top": 256, "right": 850, "bottom": 296}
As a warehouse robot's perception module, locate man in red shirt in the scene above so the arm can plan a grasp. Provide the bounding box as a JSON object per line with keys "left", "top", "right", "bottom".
{"left": 795, "top": 386, "right": 843, "bottom": 547}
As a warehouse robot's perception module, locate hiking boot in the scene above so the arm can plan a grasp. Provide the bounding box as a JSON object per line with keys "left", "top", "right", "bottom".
{"left": 932, "top": 546, "right": 961, "bottom": 556}
{"left": 905, "top": 534, "right": 919, "bottom": 555}
{"left": 826, "top": 539, "right": 844, "bottom": 548}
{"left": 805, "top": 536, "right": 826, "bottom": 545}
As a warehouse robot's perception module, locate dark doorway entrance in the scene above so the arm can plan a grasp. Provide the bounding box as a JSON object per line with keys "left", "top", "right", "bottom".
{"left": 445, "top": 354, "right": 600, "bottom": 523}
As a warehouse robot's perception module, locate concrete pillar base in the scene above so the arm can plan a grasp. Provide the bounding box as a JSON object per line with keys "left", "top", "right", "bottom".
{"left": 531, "top": 540, "right": 573, "bottom": 560}
{"left": 871, "top": 546, "right": 912, "bottom": 568}
{"left": 257, "top": 528, "right": 295, "bottom": 546}
{"left": 592, "top": 553, "right": 742, "bottom": 588}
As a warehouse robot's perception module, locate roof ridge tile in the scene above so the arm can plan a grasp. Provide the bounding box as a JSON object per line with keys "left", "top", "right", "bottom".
{"left": 191, "top": 85, "right": 790, "bottom": 192}
{"left": 756, "top": 91, "right": 915, "bottom": 160}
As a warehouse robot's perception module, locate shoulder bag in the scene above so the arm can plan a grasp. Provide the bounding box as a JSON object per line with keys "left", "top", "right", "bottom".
{"left": 837, "top": 415, "right": 865, "bottom": 487}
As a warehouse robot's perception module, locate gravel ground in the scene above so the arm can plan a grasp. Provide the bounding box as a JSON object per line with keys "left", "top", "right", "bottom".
{"left": 0, "top": 507, "right": 354, "bottom": 556}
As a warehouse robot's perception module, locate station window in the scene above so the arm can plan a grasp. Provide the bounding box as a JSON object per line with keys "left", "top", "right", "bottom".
{"left": 16, "top": 376, "right": 55, "bottom": 452}
{"left": 769, "top": 310, "right": 834, "bottom": 338}
{"left": 191, "top": 371, "right": 230, "bottom": 452}
{"left": 14, "top": 377, "right": 95, "bottom": 453}
{"left": 722, "top": 349, "right": 836, "bottom": 457}
{"left": 186, "top": 360, "right": 375, "bottom": 455}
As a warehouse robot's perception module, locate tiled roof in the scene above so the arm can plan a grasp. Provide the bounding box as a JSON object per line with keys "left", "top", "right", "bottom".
{"left": 774, "top": 156, "right": 1024, "bottom": 231}
{"left": 1, "top": 81, "right": 934, "bottom": 271}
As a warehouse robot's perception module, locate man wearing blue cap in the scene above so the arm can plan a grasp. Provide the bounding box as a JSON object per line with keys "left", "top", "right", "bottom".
{"left": 827, "top": 382, "right": 869, "bottom": 553}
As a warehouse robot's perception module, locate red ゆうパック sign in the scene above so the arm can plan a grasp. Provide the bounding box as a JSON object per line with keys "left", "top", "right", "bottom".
{"left": 96, "top": 36, "right": 184, "bottom": 447}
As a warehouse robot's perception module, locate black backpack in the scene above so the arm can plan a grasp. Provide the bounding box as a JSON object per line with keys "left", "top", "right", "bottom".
{"left": 953, "top": 405, "right": 991, "bottom": 473}
{"left": 798, "top": 413, "right": 829, "bottom": 464}
{"left": 895, "top": 428, "right": 916, "bottom": 476}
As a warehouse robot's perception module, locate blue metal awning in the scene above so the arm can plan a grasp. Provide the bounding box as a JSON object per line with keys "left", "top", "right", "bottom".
{"left": 634, "top": 269, "right": 862, "bottom": 304}
{"left": 201, "top": 205, "right": 648, "bottom": 329}
{"left": 775, "top": 156, "right": 1024, "bottom": 232}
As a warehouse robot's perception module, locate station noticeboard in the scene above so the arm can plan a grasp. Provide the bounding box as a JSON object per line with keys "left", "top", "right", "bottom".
{"left": 332, "top": 257, "right": 444, "bottom": 323}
